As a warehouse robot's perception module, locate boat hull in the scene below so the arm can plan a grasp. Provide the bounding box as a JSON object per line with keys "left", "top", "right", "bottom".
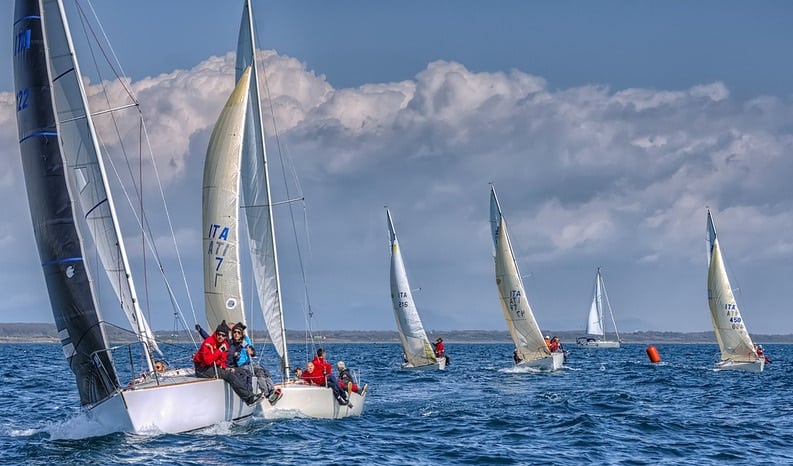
{"left": 714, "top": 358, "right": 765, "bottom": 372}
{"left": 89, "top": 375, "right": 256, "bottom": 434}
{"left": 402, "top": 356, "right": 447, "bottom": 371}
{"left": 577, "top": 337, "right": 620, "bottom": 348}
{"left": 259, "top": 383, "right": 366, "bottom": 419}
{"left": 516, "top": 352, "right": 565, "bottom": 371}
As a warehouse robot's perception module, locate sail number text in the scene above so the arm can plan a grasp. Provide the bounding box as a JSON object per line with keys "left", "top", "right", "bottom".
{"left": 724, "top": 304, "right": 744, "bottom": 330}
{"left": 206, "top": 223, "right": 231, "bottom": 287}
{"left": 14, "top": 28, "right": 32, "bottom": 112}
{"left": 509, "top": 290, "right": 525, "bottom": 318}
{"left": 14, "top": 29, "right": 31, "bottom": 56}
{"left": 396, "top": 291, "right": 409, "bottom": 309}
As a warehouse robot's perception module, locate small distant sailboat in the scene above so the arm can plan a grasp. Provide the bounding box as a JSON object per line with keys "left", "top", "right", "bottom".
{"left": 13, "top": 0, "right": 255, "bottom": 433}
{"left": 706, "top": 209, "right": 766, "bottom": 372}
{"left": 576, "top": 267, "right": 621, "bottom": 348}
{"left": 386, "top": 208, "right": 447, "bottom": 370}
{"left": 489, "top": 186, "right": 564, "bottom": 371}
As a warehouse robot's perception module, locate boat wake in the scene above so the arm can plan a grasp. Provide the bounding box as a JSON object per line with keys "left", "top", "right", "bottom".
{"left": 45, "top": 413, "right": 120, "bottom": 440}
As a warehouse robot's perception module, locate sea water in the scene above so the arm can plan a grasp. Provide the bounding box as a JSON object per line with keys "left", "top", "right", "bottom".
{"left": 1, "top": 342, "right": 792, "bottom": 465}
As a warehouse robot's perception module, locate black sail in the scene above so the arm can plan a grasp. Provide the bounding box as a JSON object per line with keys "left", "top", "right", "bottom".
{"left": 12, "top": 0, "right": 117, "bottom": 405}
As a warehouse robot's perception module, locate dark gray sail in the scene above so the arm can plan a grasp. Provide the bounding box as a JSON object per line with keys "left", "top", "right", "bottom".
{"left": 12, "top": 0, "right": 117, "bottom": 406}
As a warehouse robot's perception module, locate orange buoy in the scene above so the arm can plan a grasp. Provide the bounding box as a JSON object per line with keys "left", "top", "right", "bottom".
{"left": 646, "top": 345, "right": 661, "bottom": 363}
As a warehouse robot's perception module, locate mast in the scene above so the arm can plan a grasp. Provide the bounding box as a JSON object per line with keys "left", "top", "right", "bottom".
{"left": 598, "top": 269, "right": 621, "bottom": 342}
{"left": 237, "top": 0, "right": 290, "bottom": 378}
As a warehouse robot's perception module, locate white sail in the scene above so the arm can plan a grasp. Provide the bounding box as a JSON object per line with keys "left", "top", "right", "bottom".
{"left": 236, "top": 0, "right": 289, "bottom": 373}
{"left": 236, "top": 3, "right": 287, "bottom": 368}
{"left": 578, "top": 267, "right": 621, "bottom": 348}
{"left": 231, "top": 1, "right": 367, "bottom": 417}
{"left": 706, "top": 210, "right": 761, "bottom": 368}
{"left": 490, "top": 187, "right": 552, "bottom": 364}
{"left": 202, "top": 67, "right": 252, "bottom": 331}
{"left": 387, "top": 209, "right": 439, "bottom": 368}
{"left": 14, "top": 0, "right": 259, "bottom": 433}
{"left": 586, "top": 272, "right": 605, "bottom": 336}
{"left": 41, "top": 0, "right": 157, "bottom": 353}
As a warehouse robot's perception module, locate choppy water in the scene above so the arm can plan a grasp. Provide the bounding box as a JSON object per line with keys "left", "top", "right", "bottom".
{"left": 1, "top": 342, "right": 792, "bottom": 465}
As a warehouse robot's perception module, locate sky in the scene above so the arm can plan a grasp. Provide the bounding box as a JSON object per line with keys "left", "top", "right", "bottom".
{"left": 2, "top": 0, "right": 793, "bottom": 335}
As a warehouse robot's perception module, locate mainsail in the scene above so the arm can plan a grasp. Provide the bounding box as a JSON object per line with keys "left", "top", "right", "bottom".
{"left": 13, "top": 0, "right": 160, "bottom": 404}
{"left": 236, "top": 0, "right": 289, "bottom": 375}
{"left": 490, "top": 186, "right": 551, "bottom": 363}
{"left": 202, "top": 67, "right": 252, "bottom": 331}
{"left": 586, "top": 271, "right": 605, "bottom": 337}
{"left": 387, "top": 209, "right": 437, "bottom": 367}
{"left": 706, "top": 210, "right": 757, "bottom": 363}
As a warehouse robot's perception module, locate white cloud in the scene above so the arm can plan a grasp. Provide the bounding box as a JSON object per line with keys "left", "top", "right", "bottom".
{"left": 3, "top": 51, "right": 793, "bottom": 333}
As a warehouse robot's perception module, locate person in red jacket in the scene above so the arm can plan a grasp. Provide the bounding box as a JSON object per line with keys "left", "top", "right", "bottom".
{"left": 192, "top": 320, "right": 261, "bottom": 405}
{"left": 432, "top": 337, "right": 445, "bottom": 357}
{"left": 300, "top": 361, "right": 325, "bottom": 385}
{"left": 312, "top": 348, "right": 351, "bottom": 406}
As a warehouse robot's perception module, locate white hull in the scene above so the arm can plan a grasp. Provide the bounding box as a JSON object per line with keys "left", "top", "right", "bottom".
{"left": 89, "top": 375, "right": 256, "bottom": 434}
{"left": 259, "top": 383, "right": 366, "bottom": 419}
{"left": 402, "top": 356, "right": 447, "bottom": 371}
{"left": 714, "top": 358, "right": 765, "bottom": 372}
{"left": 577, "top": 337, "right": 620, "bottom": 348}
{"left": 516, "top": 352, "right": 565, "bottom": 371}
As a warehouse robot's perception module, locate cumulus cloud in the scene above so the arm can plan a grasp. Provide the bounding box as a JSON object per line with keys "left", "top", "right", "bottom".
{"left": 3, "top": 49, "right": 793, "bottom": 333}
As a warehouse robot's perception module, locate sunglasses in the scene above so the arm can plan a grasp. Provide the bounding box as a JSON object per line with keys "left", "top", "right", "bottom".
{"left": 217, "top": 332, "right": 227, "bottom": 338}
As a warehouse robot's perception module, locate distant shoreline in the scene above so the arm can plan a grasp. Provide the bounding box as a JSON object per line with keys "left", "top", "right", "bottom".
{"left": 2, "top": 322, "right": 792, "bottom": 344}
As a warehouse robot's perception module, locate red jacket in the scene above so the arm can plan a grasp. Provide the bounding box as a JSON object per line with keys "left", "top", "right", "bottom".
{"left": 312, "top": 356, "right": 333, "bottom": 379}
{"left": 193, "top": 333, "right": 228, "bottom": 369}
{"left": 301, "top": 365, "right": 325, "bottom": 385}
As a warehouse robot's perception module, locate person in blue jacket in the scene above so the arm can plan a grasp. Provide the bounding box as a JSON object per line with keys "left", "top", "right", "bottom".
{"left": 227, "top": 322, "right": 282, "bottom": 405}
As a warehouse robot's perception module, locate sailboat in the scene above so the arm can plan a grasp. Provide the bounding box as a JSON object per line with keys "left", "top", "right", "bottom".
{"left": 489, "top": 186, "right": 564, "bottom": 371}
{"left": 386, "top": 209, "right": 447, "bottom": 370}
{"left": 223, "top": 0, "right": 366, "bottom": 417}
{"left": 576, "top": 267, "right": 621, "bottom": 348}
{"left": 12, "top": 0, "right": 256, "bottom": 434}
{"left": 706, "top": 209, "right": 765, "bottom": 372}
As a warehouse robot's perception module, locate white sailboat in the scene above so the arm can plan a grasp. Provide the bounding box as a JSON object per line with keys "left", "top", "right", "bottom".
{"left": 230, "top": 0, "right": 366, "bottom": 417}
{"left": 576, "top": 267, "right": 621, "bottom": 348}
{"left": 489, "top": 186, "right": 564, "bottom": 371}
{"left": 706, "top": 209, "right": 765, "bottom": 372}
{"left": 386, "top": 209, "right": 447, "bottom": 370}
{"left": 12, "top": 0, "right": 256, "bottom": 434}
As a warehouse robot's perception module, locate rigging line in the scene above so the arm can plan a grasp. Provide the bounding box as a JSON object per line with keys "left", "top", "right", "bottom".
{"left": 138, "top": 123, "right": 199, "bottom": 327}
{"left": 73, "top": 1, "right": 196, "bottom": 329}
{"left": 73, "top": 0, "right": 157, "bottom": 328}
{"left": 76, "top": 1, "right": 192, "bottom": 330}
{"left": 260, "top": 62, "right": 317, "bottom": 339}
{"left": 74, "top": 0, "right": 136, "bottom": 102}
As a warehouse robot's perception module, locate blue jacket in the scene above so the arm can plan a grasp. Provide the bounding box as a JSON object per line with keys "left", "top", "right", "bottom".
{"left": 227, "top": 335, "right": 255, "bottom": 367}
